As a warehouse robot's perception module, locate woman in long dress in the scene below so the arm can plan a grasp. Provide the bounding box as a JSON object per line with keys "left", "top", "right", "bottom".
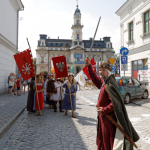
{"left": 27, "top": 77, "right": 35, "bottom": 113}
{"left": 35, "top": 74, "right": 45, "bottom": 116}
{"left": 62, "top": 73, "right": 77, "bottom": 118}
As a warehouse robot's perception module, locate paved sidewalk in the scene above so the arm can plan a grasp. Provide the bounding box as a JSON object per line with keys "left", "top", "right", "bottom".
{"left": 0, "top": 92, "right": 27, "bottom": 139}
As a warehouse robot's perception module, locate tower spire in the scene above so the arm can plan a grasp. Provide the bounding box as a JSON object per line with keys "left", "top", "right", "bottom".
{"left": 76, "top": 0, "right": 78, "bottom": 8}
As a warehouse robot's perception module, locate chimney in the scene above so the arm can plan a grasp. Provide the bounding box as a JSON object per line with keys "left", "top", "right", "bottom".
{"left": 89, "top": 37, "right": 93, "bottom": 41}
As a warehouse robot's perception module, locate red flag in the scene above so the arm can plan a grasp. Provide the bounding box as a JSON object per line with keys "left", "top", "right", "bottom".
{"left": 83, "top": 66, "right": 91, "bottom": 80}
{"left": 83, "top": 57, "right": 96, "bottom": 80}
{"left": 14, "top": 49, "right": 35, "bottom": 80}
{"left": 91, "top": 57, "right": 97, "bottom": 73}
{"left": 52, "top": 55, "right": 68, "bottom": 78}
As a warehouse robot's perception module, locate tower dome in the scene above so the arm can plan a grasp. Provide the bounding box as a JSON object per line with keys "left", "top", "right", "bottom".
{"left": 74, "top": 5, "right": 81, "bottom": 15}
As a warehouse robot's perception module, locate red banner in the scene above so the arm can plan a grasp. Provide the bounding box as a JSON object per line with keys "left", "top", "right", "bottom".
{"left": 52, "top": 55, "right": 68, "bottom": 78}
{"left": 14, "top": 49, "right": 35, "bottom": 80}
{"left": 83, "top": 57, "right": 96, "bottom": 80}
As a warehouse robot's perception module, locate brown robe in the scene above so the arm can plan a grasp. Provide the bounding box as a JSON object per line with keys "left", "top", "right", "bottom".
{"left": 88, "top": 65, "right": 115, "bottom": 150}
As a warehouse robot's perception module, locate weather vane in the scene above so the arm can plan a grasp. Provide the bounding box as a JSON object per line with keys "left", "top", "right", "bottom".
{"left": 76, "top": 0, "right": 78, "bottom": 6}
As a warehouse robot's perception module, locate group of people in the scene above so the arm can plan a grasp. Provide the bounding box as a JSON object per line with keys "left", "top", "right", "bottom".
{"left": 7, "top": 73, "right": 31, "bottom": 96}
{"left": 26, "top": 57, "right": 140, "bottom": 150}
{"left": 27, "top": 73, "right": 78, "bottom": 118}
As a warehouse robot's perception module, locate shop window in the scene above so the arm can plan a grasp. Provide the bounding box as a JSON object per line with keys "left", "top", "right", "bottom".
{"left": 138, "top": 60, "right": 143, "bottom": 70}
{"left": 144, "top": 59, "right": 148, "bottom": 69}
{"left": 133, "top": 61, "right": 137, "bottom": 70}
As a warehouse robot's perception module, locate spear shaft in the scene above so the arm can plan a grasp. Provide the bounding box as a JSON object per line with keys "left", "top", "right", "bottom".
{"left": 89, "top": 16, "right": 101, "bottom": 57}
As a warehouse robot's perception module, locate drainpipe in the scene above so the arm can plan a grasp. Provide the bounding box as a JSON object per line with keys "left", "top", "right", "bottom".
{"left": 16, "top": 6, "right": 24, "bottom": 75}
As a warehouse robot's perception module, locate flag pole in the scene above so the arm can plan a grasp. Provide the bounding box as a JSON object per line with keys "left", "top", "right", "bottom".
{"left": 26, "top": 38, "right": 41, "bottom": 115}
{"left": 89, "top": 16, "right": 101, "bottom": 56}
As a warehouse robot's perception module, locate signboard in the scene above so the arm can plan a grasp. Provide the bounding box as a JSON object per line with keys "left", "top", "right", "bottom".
{"left": 121, "top": 56, "right": 128, "bottom": 64}
{"left": 108, "top": 58, "right": 116, "bottom": 65}
{"left": 121, "top": 64, "right": 128, "bottom": 71}
{"left": 133, "top": 70, "right": 149, "bottom": 82}
{"left": 120, "top": 47, "right": 129, "bottom": 56}
{"left": 74, "top": 54, "right": 83, "bottom": 58}
{"left": 111, "top": 65, "right": 116, "bottom": 73}
{"left": 75, "top": 61, "right": 84, "bottom": 64}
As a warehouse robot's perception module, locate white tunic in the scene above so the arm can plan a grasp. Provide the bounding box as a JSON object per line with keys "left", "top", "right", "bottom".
{"left": 51, "top": 81, "right": 63, "bottom": 101}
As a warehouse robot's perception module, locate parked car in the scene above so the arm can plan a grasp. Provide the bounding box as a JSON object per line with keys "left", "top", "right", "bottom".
{"left": 115, "top": 76, "right": 149, "bottom": 104}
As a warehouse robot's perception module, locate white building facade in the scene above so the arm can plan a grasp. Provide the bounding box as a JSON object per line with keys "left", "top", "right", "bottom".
{"left": 0, "top": 0, "right": 24, "bottom": 94}
{"left": 36, "top": 6, "right": 115, "bottom": 75}
{"left": 116, "top": 0, "right": 150, "bottom": 86}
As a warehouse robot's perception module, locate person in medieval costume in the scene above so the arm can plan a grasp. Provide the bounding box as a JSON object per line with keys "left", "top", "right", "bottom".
{"left": 47, "top": 76, "right": 64, "bottom": 112}
{"left": 27, "top": 77, "right": 35, "bottom": 113}
{"left": 34, "top": 74, "right": 45, "bottom": 116}
{"left": 46, "top": 73, "right": 54, "bottom": 109}
{"left": 85, "top": 57, "right": 139, "bottom": 150}
{"left": 62, "top": 73, "right": 78, "bottom": 118}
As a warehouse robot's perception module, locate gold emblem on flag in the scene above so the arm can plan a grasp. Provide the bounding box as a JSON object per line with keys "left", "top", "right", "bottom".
{"left": 80, "top": 76, "right": 82, "bottom": 81}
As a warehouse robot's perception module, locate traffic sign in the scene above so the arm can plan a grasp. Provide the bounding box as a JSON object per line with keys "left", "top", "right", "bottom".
{"left": 111, "top": 65, "right": 116, "bottom": 73}
{"left": 120, "top": 47, "right": 129, "bottom": 56}
{"left": 121, "top": 64, "right": 128, "bottom": 71}
{"left": 108, "top": 58, "right": 116, "bottom": 65}
{"left": 121, "top": 56, "right": 128, "bottom": 64}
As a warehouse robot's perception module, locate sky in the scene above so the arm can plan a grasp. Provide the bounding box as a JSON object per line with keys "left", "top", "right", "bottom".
{"left": 18, "top": 0, "right": 127, "bottom": 58}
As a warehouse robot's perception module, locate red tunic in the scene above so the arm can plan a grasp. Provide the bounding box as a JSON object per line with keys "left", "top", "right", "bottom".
{"left": 35, "top": 82, "right": 44, "bottom": 110}
{"left": 88, "top": 65, "right": 115, "bottom": 150}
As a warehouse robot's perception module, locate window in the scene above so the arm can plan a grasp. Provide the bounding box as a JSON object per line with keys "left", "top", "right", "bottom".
{"left": 132, "top": 78, "right": 140, "bottom": 86}
{"left": 138, "top": 60, "right": 143, "bottom": 70}
{"left": 129, "top": 22, "right": 133, "bottom": 41}
{"left": 41, "top": 57, "right": 44, "bottom": 62}
{"left": 144, "top": 59, "right": 148, "bottom": 69}
{"left": 77, "top": 20, "right": 79, "bottom": 25}
{"left": 77, "top": 34, "right": 79, "bottom": 39}
{"left": 42, "top": 50, "right": 44, "bottom": 52}
{"left": 144, "top": 11, "right": 150, "bottom": 34}
{"left": 132, "top": 59, "right": 148, "bottom": 70}
{"left": 42, "top": 42, "right": 44, "bottom": 46}
{"left": 127, "top": 78, "right": 134, "bottom": 85}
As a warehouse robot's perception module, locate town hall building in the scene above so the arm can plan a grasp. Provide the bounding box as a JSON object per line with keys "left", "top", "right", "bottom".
{"left": 36, "top": 5, "right": 115, "bottom": 74}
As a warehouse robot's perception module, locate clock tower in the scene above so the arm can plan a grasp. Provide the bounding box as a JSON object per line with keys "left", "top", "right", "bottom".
{"left": 71, "top": 5, "right": 84, "bottom": 49}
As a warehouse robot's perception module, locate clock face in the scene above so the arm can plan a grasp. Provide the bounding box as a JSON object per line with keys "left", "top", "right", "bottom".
{"left": 76, "top": 12, "right": 80, "bottom": 16}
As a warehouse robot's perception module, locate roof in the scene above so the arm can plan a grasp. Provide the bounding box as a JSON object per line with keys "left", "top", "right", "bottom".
{"left": 38, "top": 38, "right": 113, "bottom": 49}
{"left": 115, "top": 0, "right": 132, "bottom": 15}
{"left": 74, "top": 5, "right": 81, "bottom": 15}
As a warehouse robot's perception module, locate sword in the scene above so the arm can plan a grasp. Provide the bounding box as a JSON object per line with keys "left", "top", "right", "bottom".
{"left": 105, "top": 114, "right": 138, "bottom": 149}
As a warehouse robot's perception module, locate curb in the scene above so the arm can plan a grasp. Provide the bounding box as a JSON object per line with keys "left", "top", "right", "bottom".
{"left": 0, "top": 106, "right": 26, "bottom": 139}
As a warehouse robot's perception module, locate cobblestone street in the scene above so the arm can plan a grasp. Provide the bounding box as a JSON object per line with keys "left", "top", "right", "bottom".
{"left": 0, "top": 90, "right": 150, "bottom": 150}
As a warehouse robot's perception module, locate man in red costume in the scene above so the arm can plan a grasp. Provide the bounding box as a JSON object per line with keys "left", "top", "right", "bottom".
{"left": 86, "top": 57, "right": 139, "bottom": 150}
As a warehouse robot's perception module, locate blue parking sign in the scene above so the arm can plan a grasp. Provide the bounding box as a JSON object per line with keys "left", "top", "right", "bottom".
{"left": 121, "top": 56, "right": 128, "bottom": 64}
